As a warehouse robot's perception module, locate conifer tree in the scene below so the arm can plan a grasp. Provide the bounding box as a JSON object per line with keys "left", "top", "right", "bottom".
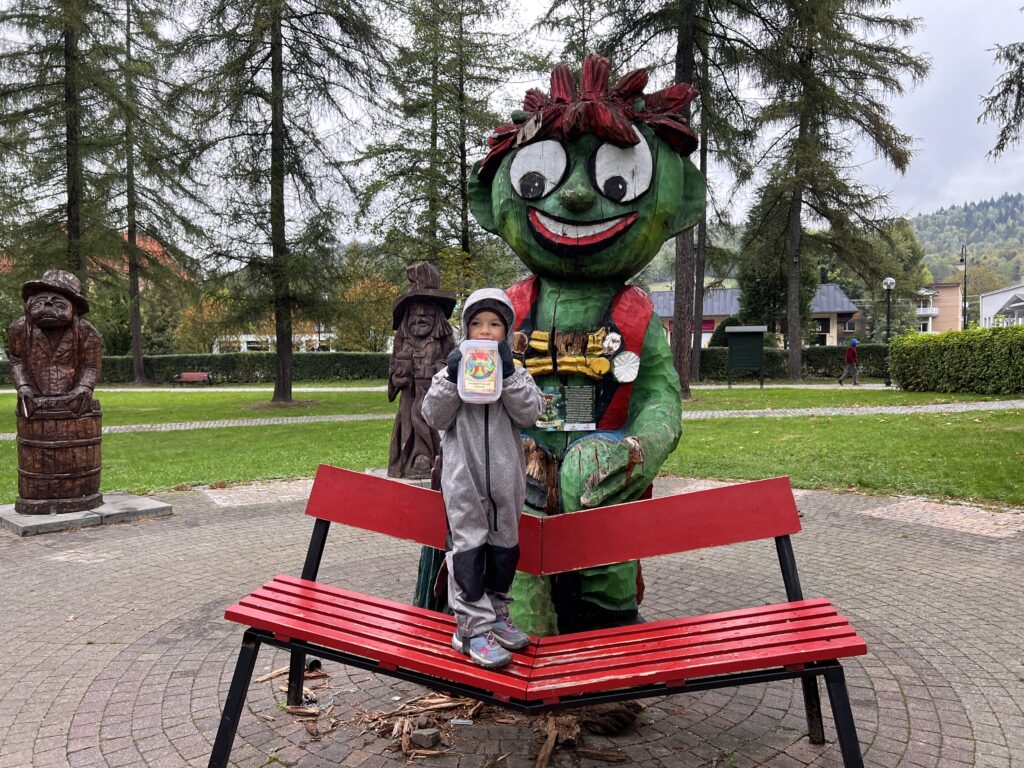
{"left": 0, "top": 0, "right": 122, "bottom": 274}
{"left": 743, "top": 0, "right": 928, "bottom": 378}
{"left": 352, "top": 0, "right": 529, "bottom": 297}
{"left": 175, "top": 0, "right": 385, "bottom": 401}
{"left": 980, "top": 15, "right": 1024, "bottom": 158}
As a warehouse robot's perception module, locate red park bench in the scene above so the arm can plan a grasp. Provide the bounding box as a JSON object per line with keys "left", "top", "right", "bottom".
{"left": 208, "top": 465, "right": 868, "bottom": 767}
{"left": 172, "top": 371, "right": 212, "bottom": 386}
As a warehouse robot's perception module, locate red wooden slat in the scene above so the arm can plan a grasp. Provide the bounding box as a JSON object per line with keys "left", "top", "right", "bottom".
{"left": 536, "top": 599, "right": 834, "bottom": 650}
{"left": 528, "top": 624, "right": 859, "bottom": 681}
{"left": 537, "top": 476, "right": 801, "bottom": 574}
{"left": 225, "top": 602, "right": 530, "bottom": 700}
{"left": 524, "top": 636, "right": 868, "bottom": 700}
{"left": 269, "top": 576, "right": 456, "bottom": 635}
{"left": 305, "top": 465, "right": 448, "bottom": 548}
{"left": 530, "top": 614, "right": 852, "bottom": 669}
{"left": 303, "top": 466, "right": 546, "bottom": 572}
{"left": 237, "top": 593, "right": 528, "bottom": 681}
{"left": 248, "top": 588, "right": 455, "bottom": 647}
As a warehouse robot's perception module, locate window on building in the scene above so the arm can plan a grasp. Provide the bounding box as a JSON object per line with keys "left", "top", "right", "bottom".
{"left": 843, "top": 317, "right": 857, "bottom": 332}
{"left": 916, "top": 296, "right": 932, "bottom": 309}
{"left": 919, "top": 320, "right": 930, "bottom": 333}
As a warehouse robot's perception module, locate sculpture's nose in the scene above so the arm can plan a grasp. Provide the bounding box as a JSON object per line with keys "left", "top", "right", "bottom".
{"left": 558, "top": 171, "right": 596, "bottom": 212}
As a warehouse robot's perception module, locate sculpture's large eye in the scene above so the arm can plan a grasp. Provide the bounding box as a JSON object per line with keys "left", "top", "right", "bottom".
{"left": 592, "top": 127, "right": 653, "bottom": 203}
{"left": 509, "top": 141, "right": 567, "bottom": 200}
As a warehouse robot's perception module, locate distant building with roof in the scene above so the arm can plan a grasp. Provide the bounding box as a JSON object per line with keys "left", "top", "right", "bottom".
{"left": 980, "top": 282, "right": 1024, "bottom": 328}
{"left": 650, "top": 283, "right": 860, "bottom": 347}
{"left": 915, "top": 282, "right": 963, "bottom": 333}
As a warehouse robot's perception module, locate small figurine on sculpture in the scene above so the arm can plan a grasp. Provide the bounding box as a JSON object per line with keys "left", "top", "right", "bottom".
{"left": 8, "top": 269, "right": 104, "bottom": 514}
{"left": 387, "top": 263, "right": 456, "bottom": 479}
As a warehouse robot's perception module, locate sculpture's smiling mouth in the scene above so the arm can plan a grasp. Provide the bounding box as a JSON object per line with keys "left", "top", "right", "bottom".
{"left": 527, "top": 208, "right": 637, "bottom": 252}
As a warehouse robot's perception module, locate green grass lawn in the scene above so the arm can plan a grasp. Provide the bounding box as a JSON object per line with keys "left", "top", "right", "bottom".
{"left": 0, "top": 389, "right": 396, "bottom": 431}
{"left": 683, "top": 387, "right": 1013, "bottom": 410}
{"left": 2, "top": 409, "right": 1020, "bottom": 506}
{"left": 662, "top": 410, "right": 1024, "bottom": 505}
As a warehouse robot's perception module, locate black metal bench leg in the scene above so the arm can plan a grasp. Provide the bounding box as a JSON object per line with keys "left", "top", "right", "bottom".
{"left": 801, "top": 676, "right": 825, "bottom": 744}
{"left": 287, "top": 649, "right": 306, "bottom": 706}
{"left": 209, "top": 631, "right": 262, "bottom": 768}
{"left": 823, "top": 665, "right": 864, "bottom": 768}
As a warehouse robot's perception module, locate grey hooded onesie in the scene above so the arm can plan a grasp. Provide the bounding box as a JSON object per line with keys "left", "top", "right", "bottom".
{"left": 421, "top": 289, "right": 544, "bottom": 639}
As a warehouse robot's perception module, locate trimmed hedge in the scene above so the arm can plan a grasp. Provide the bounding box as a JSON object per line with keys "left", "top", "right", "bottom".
{"left": 0, "top": 351, "right": 390, "bottom": 385}
{"left": 889, "top": 327, "right": 1024, "bottom": 394}
{"left": 1, "top": 345, "right": 892, "bottom": 385}
{"left": 693, "top": 343, "right": 889, "bottom": 381}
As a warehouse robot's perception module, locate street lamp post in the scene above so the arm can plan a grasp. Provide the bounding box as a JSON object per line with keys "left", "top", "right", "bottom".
{"left": 882, "top": 276, "right": 895, "bottom": 387}
{"left": 959, "top": 244, "right": 968, "bottom": 329}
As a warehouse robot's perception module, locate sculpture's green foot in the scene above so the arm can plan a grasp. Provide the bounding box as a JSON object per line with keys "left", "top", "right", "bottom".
{"left": 509, "top": 571, "right": 559, "bottom": 637}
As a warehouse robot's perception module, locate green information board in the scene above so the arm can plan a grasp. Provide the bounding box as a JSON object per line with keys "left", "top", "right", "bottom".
{"left": 725, "top": 326, "right": 767, "bottom": 388}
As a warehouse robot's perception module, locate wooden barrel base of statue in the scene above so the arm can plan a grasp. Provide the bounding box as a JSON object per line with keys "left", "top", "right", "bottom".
{"left": 16, "top": 406, "right": 102, "bottom": 516}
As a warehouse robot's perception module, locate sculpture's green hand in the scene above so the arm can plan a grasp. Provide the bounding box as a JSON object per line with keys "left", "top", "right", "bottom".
{"left": 560, "top": 436, "right": 646, "bottom": 512}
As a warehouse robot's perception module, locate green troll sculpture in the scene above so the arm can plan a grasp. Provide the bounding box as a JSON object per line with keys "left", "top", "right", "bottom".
{"left": 469, "top": 54, "right": 706, "bottom": 635}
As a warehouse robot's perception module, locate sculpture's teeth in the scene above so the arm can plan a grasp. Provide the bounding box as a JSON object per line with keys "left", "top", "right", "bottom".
{"left": 536, "top": 211, "right": 623, "bottom": 239}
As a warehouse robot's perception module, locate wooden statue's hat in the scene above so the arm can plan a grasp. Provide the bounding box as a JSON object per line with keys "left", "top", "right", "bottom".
{"left": 22, "top": 269, "right": 90, "bottom": 315}
{"left": 392, "top": 262, "right": 456, "bottom": 329}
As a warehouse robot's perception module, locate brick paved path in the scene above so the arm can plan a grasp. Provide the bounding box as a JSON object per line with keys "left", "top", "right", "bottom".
{"left": 1, "top": 478, "right": 1022, "bottom": 767}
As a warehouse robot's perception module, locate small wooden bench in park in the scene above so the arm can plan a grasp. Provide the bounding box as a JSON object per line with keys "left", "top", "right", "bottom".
{"left": 208, "top": 465, "right": 868, "bottom": 767}
{"left": 172, "top": 371, "right": 212, "bottom": 386}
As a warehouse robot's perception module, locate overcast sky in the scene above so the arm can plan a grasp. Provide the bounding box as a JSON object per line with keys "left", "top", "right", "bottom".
{"left": 856, "top": 0, "right": 1023, "bottom": 217}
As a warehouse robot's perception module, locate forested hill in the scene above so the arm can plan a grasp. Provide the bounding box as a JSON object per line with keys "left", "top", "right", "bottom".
{"left": 910, "top": 192, "right": 1024, "bottom": 286}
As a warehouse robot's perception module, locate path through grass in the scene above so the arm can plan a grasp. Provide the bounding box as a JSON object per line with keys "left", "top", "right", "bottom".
{"left": 1, "top": 408, "right": 1020, "bottom": 505}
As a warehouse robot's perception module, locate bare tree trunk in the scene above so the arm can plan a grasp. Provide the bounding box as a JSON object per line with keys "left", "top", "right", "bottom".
{"left": 672, "top": 0, "right": 698, "bottom": 398}
{"left": 689, "top": 122, "right": 708, "bottom": 380}
{"left": 673, "top": 231, "right": 695, "bottom": 398}
{"left": 785, "top": 183, "right": 803, "bottom": 380}
{"left": 427, "top": 50, "right": 440, "bottom": 261}
{"left": 270, "top": 8, "right": 292, "bottom": 403}
{"left": 456, "top": 13, "right": 470, "bottom": 262}
{"left": 125, "top": 0, "right": 145, "bottom": 384}
{"left": 64, "top": 24, "right": 83, "bottom": 273}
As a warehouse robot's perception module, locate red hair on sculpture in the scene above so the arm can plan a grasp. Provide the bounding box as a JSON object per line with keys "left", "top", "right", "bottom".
{"left": 478, "top": 54, "right": 699, "bottom": 182}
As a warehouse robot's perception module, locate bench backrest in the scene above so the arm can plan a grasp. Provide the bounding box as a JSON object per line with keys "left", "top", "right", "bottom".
{"left": 305, "top": 465, "right": 801, "bottom": 576}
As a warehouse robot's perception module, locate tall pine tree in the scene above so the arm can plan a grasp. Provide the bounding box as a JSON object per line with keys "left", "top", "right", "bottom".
{"left": 352, "top": 0, "right": 530, "bottom": 297}
{"left": 175, "top": 0, "right": 385, "bottom": 401}
{"left": 743, "top": 0, "right": 928, "bottom": 378}
{"left": 0, "top": 0, "right": 122, "bottom": 274}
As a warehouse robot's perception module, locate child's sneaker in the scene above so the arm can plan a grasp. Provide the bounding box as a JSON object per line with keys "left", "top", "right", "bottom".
{"left": 451, "top": 631, "right": 512, "bottom": 669}
{"left": 490, "top": 607, "right": 530, "bottom": 650}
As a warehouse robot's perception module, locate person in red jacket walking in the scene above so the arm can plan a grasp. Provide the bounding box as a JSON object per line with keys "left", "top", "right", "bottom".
{"left": 838, "top": 338, "right": 859, "bottom": 386}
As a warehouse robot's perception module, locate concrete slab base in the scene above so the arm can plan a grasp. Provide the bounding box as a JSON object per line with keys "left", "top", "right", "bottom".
{"left": 0, "top": 493, "right": 172, "bottom": 537}
{"left": 364, "top": 467, "right": 432, "bottom": 489}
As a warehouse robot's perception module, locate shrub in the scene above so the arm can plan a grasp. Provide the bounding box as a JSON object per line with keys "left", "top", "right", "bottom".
{"left": 890, "top": 326, "right": 1024, "bottom": 393}
{"left": 801, "top": 343, "right": 889, "bottom": 379}
{"left": 707, "top": 316, "right": 741, "bottom": 347}
{"left": 0, "top": 351, "right": 390, "bottom": 385}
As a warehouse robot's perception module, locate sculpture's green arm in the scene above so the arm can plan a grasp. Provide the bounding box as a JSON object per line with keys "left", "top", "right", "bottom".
{"left": 560, "top": 316, "right": 681, "bottom": 512}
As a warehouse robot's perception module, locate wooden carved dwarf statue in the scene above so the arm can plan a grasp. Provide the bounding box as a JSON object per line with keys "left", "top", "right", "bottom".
{"left": 387, "top": 262, "right": 456, "bottom": 479}
{"left": 8, "top": 269, "right": 103, "bottom": 514}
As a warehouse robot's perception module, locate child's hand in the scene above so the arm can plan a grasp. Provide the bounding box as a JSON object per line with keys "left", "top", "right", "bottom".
{"left": 498, "top": 341, "right": 514, "bottom": 378}
{"left": 446, "top": 349, "right": 462, "bottom": 382}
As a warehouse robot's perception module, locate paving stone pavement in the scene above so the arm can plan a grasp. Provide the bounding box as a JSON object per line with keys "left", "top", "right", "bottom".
{"left": 1, "top": 477, "right": 1022, "bottom": 768}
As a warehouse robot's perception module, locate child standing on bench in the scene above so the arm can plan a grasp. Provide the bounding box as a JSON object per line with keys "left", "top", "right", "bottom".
{"left": 422, "top": 288, "right": 544, "bottom": 669}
